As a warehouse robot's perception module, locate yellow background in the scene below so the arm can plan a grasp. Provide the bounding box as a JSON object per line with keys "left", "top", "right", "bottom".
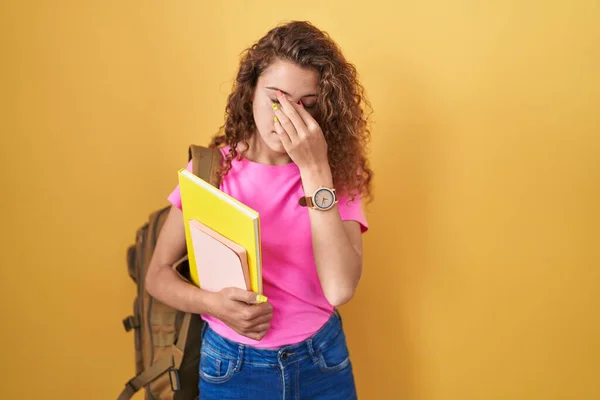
{"left": 1, "top": 1, "right": 598, "bottom": 399}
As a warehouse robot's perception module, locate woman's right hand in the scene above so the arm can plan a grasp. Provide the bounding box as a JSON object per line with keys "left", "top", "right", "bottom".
{"left": 207, "top": 287, "right": 273, "bottom": 341}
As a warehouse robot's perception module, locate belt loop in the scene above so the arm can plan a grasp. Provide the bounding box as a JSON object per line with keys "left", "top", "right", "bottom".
{"left": 200, "top": 320, "right": 208, "bottom": 339}
{"left": 335, "top": 308, "right": 342, "bottom": 323}
{"left": 307, "top": 338, "right": 317, "bottom": 358}
{"left": 234, "top": 344, "right": 245, "bottom": 373}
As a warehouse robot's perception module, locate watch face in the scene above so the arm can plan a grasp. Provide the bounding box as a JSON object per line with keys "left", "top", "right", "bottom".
{"left": 314, "top": 188, "right": 335, "bottom": 209}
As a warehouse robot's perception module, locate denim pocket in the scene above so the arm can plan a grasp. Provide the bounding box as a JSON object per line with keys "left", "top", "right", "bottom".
{"left": 316, "top": 331, "right": 351, "bottom": 373}
{"left": 199, "top": 347, "right": 236, "bottom": 384}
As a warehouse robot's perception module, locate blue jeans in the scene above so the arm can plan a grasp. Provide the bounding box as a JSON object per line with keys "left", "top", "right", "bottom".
{"left": 198, "top": 312, "right": 358, "bottom": 399}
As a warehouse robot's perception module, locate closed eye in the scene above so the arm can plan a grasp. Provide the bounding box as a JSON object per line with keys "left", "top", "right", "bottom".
{"left": 270, "top": 99, "right": 317, "bottom": 111}
{"left": 271, "top": 99, "right": 316, "bottom": 110}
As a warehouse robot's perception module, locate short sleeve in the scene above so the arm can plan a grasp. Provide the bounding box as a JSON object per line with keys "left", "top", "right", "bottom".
{"left": 338, "top": 193, "right": 369, "bottom": 233}
{"left": 166, "top": 160, "right": 193, "bottom": 210}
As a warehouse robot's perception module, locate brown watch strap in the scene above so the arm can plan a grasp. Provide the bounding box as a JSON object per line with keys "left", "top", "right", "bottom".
{"left": 298, "top": 196, "right": 314, "bottom": 208}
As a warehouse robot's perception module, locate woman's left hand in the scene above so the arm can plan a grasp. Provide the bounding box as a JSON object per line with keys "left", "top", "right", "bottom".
{"left": 272, "top": 90, "right": 328, "bottom": 171}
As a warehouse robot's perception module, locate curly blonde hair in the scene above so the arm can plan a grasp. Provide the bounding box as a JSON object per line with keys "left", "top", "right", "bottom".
{"left": 210, "top": 21, "right": 373, "bottom": 201}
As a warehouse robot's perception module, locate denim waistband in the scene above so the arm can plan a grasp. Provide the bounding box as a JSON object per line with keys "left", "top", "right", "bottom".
{"left": 200, "top": 311, "right": 344, "bottom": 366}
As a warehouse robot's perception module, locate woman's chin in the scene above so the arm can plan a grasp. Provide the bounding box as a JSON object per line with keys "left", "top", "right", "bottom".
{"left": 269, "top": 134, "right": 288, "bottom": 154}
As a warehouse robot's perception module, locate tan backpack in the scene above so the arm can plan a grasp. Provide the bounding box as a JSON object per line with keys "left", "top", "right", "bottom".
{"left": 118, "top": 145, "right": 223, "bottom": 400}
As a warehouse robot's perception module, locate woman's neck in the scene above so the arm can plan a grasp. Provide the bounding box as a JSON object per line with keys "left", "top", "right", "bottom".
{"left": 242, "top": 135, "right": 292, "bottom": 166}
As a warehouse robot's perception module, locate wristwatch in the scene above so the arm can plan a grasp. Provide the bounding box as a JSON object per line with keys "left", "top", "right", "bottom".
{"left": 299, "top": 187, "right": 337, "bottom": 211}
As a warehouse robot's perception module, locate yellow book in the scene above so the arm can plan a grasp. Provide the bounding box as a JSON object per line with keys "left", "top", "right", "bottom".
{"left": 178, "top": 168, "right": 263, "bottom": 294}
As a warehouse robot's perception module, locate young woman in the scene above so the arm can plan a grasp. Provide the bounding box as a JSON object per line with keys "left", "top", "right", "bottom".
{"left": 146, "top": 20, "right": 373, "bottom": 399}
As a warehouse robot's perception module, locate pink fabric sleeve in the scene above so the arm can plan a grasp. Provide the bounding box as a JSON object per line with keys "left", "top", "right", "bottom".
{"left": 166, "top": 160, "right": 193, "bottom": 210}
{"left": 338, "top": 193, "right": 369, "bottom": 233}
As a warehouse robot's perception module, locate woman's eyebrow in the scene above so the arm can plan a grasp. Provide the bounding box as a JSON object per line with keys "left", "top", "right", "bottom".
{"left": 266, "top": 86, "right": 317, "bottom": 98}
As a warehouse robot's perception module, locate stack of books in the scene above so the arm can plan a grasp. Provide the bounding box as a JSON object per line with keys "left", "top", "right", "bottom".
{"left": 178, "top": 169, "right": 263, "bottom": 295}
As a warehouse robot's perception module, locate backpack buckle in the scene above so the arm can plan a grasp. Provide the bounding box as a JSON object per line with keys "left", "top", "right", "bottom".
{"left": 168, "top": 367, "right": 181, "bottom": 391}
{"left": 122, "top": 315, "right": 139, "bottom": 332}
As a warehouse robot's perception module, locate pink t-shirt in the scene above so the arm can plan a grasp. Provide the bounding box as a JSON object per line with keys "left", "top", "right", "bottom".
{"left": 167, "top": 146, "right": 368, "bottom": 348}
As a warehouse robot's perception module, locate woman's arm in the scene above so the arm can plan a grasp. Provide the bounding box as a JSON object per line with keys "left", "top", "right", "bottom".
{"left": 272, "top": 91, "right": 364, "bottom": 307}
{"left": 300, "top": 166, "right": 363, "bottom": 307}
{"left": 145, "top": 206, "right": 215, "bottom": 314}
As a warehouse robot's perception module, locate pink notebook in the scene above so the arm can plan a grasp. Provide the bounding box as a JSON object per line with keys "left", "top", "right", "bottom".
{"left": 188, "top": 219, "right": 251, "bottom": 292}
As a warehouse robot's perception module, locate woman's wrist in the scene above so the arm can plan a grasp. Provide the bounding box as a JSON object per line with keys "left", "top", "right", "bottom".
{"left": 193, "top": 287, "right": 219, "bottom": 317}
{"left": 300, "top": 162, "right": 334, "bottom": 194}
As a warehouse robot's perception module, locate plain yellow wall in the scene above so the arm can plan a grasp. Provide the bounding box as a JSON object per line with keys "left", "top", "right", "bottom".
{"left": 1, "top": 1, "right": 598, "bottom": 399}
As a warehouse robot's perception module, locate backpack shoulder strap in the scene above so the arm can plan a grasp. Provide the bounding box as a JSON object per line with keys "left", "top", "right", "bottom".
{"left": 188, "top": 144, "right": 223, "bottom": 187}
